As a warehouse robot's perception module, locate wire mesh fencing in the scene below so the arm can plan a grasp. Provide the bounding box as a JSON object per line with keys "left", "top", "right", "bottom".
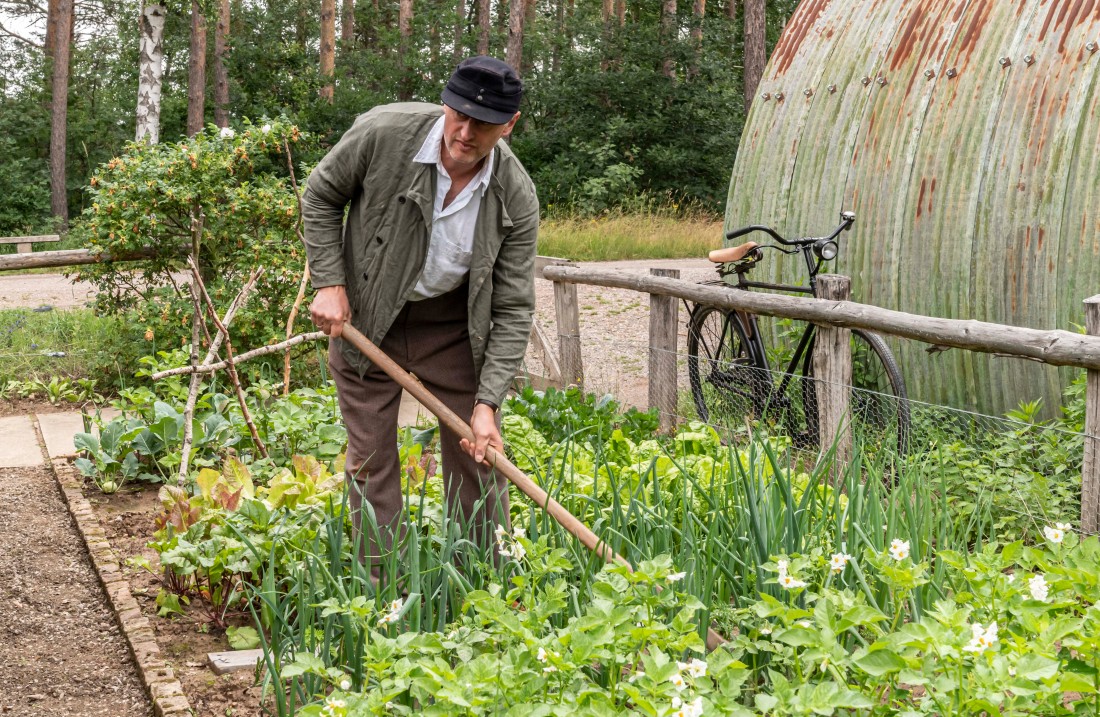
{"left": 519, "top": 336, "right": 1095, "bottom": 538}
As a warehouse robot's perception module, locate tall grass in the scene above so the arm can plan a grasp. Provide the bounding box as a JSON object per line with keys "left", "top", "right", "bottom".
{"left": 242, "top": 429, "right": 989, "bottom": 714}
{"left": 538, "top": 212, "right": 723, "bottom": 262}
{"left": 0, "top": 307, "right": 141, "bottom": 386}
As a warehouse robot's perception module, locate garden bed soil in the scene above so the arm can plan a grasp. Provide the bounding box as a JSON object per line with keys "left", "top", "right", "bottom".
{"left": 63, "top": 462, "right": 265, "bottom": 717}
{"left": 0, "top": 465, "right": 151, "bottom": 716}
{"left": 0, "top": 399, "right": 77, "bottom": 418}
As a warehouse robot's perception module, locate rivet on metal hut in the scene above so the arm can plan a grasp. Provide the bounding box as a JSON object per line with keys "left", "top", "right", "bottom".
{"left": 725, "top": 0, "right": 1100, "bottom": 415}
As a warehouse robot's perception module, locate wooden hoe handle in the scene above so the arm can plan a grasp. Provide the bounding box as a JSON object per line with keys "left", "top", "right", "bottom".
{"left": 340, "top": 322, "right": 726, "bottom": 651}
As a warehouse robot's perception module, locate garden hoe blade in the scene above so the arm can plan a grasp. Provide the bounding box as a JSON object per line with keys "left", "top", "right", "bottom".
{"left": 340, "top": 321, "right": 727, "bottom": 652}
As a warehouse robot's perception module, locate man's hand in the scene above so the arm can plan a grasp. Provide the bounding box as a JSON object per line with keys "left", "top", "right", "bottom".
{"left": 310, "top": 285, "right": 351, "bottom": 337}
{"left": 460, "top": 403, "right": 502, "bottom": 464}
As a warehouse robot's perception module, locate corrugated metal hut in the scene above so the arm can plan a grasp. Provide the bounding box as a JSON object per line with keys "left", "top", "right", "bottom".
{"left": 725, "top": 0, "right": 1100, "bottom": 415}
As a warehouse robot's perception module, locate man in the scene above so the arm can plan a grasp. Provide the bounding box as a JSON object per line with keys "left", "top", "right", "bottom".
{"left": 301, "top": 56, "right": 538, "bottom": 567}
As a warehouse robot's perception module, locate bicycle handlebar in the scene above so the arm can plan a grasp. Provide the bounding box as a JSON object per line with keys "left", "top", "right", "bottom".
{"left": 725, "top": 211, "right": 855, "bottom": 246}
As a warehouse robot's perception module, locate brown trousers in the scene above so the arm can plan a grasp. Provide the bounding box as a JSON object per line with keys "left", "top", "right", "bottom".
{"left": 328, "top": 283, "right": 509, "bottom": 568}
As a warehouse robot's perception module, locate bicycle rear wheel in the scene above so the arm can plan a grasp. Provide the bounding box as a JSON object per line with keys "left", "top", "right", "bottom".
{"left": 686, "top": 305, "right": 770, "bottom": 428}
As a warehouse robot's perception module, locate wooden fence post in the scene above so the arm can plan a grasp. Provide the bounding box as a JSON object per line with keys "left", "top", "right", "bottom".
{"left": 554, "top": 270, "right": 584, "bottom": 388}
{"left": 812, "top": 274, "right": 852, "bottom": 474}
{"left": 1083, "top": 295, "right": 1100, "bottom": 534}
{"left": 648, "top": 268, "right": 680, "bottom": 433}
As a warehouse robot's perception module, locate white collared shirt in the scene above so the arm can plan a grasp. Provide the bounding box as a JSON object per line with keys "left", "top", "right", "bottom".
{"left": 408, "top": 115, "right": 494, "bottom": 301}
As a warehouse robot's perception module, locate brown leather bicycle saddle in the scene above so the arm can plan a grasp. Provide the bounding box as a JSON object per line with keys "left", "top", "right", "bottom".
{"left": 707, "top": 241, "right": 759, "bottom": 263}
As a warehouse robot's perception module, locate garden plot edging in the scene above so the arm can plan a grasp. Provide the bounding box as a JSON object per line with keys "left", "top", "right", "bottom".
{"left": 46, "top": 450, "right": 192, "bottom": 717}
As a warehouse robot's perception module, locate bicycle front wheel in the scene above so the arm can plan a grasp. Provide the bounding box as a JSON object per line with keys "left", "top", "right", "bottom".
{"left": 686, "top": 305, "right": 769, "bottom": 428}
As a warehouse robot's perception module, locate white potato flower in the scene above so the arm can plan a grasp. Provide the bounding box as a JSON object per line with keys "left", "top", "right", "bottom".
{"left": 1044, "top": 522, "right": 1071, "bottom": 544}
{"left": 668, "top": 571, "right": 687, "bottom": 582}
{"left": 1028, "top": 574, "right": 1050, "bottom": 602}
{"left": 672, "top": 696, "right": 704, "bottom": 717}
{"left": 780, "top": 573, "right": 808, "bottom": 589}
{"left": 829, "top": 552, "right": 854, "bottom": 573}
{"left": 677, "top": 658, "right": 707, "bottom": 678}
{"left": 888, "top": 539, "right": 910, "bottom": 561}
{"left": 219, "top": 126, "right": 235, "bottom": 138}
{"left": 963, "top": 621, "right": 998, "bottom": 653}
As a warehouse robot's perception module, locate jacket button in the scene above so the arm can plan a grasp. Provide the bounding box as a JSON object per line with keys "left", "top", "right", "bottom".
{"left": 397, "top": 196, "right": 406, "bottom": 204}
{"left": 375, "top": 236, "right": 383, "bottom": 244}
{"left": 362, "top": 272, "right": 369, "bottom": 281}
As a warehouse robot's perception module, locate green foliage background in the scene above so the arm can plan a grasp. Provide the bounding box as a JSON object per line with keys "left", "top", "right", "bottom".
{"left": 0, "top": 0, "right": 800, "bottom": 233}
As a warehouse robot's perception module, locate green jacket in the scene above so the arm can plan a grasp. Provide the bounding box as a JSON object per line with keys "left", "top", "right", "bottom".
{"left": 301, "top": 102, "right": 539, "bottom": 406}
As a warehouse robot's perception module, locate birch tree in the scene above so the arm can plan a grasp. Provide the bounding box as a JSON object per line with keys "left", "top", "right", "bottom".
{"left": 135, "top": 2, "right": 166, "bottom": 144}
{"left": 661, "top": 0, "right": 676, "bottom": 79}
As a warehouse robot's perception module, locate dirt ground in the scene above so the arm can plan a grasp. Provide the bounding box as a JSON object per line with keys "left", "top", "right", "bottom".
{"left": 74, "top": 464, "right": 264, "bottom": 717}
{"left": 0, "top": 465, "right": 151, "bottom": 716}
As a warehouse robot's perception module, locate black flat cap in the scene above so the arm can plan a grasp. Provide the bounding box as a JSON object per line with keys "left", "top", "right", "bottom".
{"left": 441, "top": 56, "right": 523, "bottom": 125}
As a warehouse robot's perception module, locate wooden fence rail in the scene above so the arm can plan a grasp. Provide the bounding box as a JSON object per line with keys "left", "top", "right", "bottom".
{"left": 0, "top": 247, "right": 164, "bottom": 272}
{"left": 540, "top": 264, "right": 1100, "bottom": 533}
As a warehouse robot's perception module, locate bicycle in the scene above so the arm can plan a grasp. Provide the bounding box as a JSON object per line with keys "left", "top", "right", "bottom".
{"left": 685, "top": 211, "right": 911, "bottom": 453}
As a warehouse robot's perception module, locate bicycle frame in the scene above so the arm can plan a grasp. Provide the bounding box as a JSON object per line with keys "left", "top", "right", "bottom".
{"left": 689, "top": 212, "right": 854, "bottom": 438}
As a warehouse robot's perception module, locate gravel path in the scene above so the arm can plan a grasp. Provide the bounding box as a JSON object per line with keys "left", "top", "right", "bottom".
{"left": 0, "top": 465, "right": 152, "bottom": 716}
{"left": 527, "top": 258, "right": 716, "bottom": 407}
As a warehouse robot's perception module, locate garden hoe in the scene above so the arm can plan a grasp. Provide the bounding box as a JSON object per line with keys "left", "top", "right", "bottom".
{"left": 340, "top": 321, "right": 727, "bottom": 652}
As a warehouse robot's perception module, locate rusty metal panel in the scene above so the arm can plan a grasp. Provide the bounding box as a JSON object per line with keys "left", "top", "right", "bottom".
{"left": 896, "top": 0, "right": 1036, "bottom": 411}
{"left": 726, "top": 0, "right": 1100, "bottom": 414}
{"left": 1057, "top": 40, "right": 1100, "bottom": 361}
{"left": 971, "top": 1, "right": 1100, "bottom": 413}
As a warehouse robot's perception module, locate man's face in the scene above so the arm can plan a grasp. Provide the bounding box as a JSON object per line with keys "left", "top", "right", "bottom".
{"left": 441, "top": 105, "right": 520, "bottom": 170}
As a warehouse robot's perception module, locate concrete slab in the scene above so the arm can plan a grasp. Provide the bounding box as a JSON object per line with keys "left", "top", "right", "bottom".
{"left": 0, "top": 415, "right": 44, "bottom": 467}
{"left": 38, "top": 413, "right": 88, "bottom": 458}
{"left": 38, "top": 409, "right": 122, "bottom": 458}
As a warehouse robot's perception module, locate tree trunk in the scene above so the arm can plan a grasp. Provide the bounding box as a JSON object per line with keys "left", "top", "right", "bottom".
{"left": 615, "top": 0, "right": 625, "bottom": 26}
{"left": 45, "top": 0, "right": 59, "bottom": 60}
{"left": 135, "top": 3, "right": 166, "bottom": 146}
{"left": 187, "top": 0, "right": 207, "bottom": 135}
{"left": 49, "top": 0, "right": 74, "bottom": 224}
{"left": 743, "top": 0, "right": 764, "bottom": 108}
{"left": 505, "top": 0, "right": 524, "bottom": 74}
{"left": 661, "top": 0, "right": 676, "bottom": 79}
{"left": 521, "top": 0, "right": 535, "bottom": 75}
{"left": 398, "top": 0, "right": 414, "bottom": 100}
{"left": 453, "top": 0, "right": 465, "bottom": 62}
{"left": 429, "top": 0, "right": 440, "bottom": 72}
{"left": 320, "top": 0, "right": 336, "bottom": 102}
{"left": 727, "top": 0, "right": 736, "bottom": 21}
{"left": 688, "top": 0, "right": 704, "bottom": 79}
{"left": 213, "top": 0, "right": 230, "bottom": 127}
{"left": 341, "top": 0, "right": 355, "bottom": 44}
{"left": 477, "top": 0, "right": 490, "bottom": 54}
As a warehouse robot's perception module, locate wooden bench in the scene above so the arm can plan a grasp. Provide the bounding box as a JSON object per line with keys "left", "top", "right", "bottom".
{"left": 0, "top": 235, "right": 62, "bottom": 254}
